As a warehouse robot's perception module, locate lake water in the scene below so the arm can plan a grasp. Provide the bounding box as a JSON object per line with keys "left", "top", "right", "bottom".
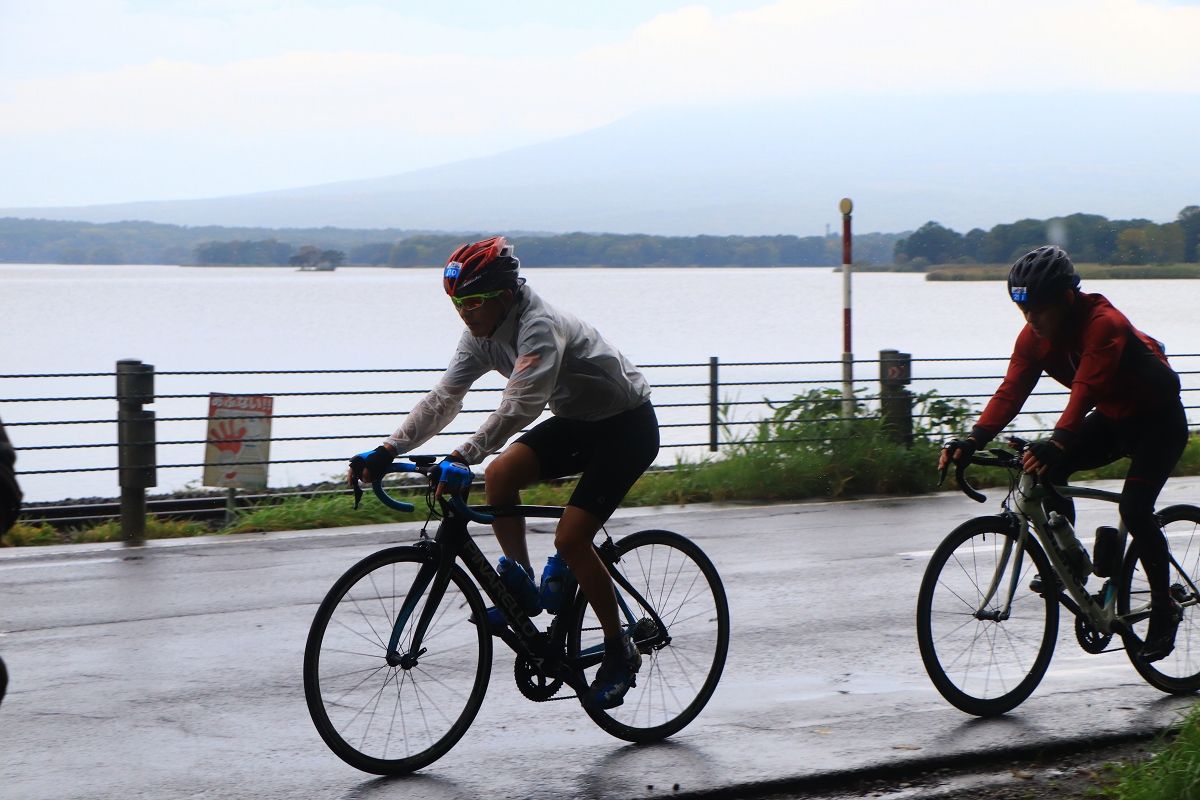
{"left": 3, "top": 265, "right": 1197, "bottom": 502}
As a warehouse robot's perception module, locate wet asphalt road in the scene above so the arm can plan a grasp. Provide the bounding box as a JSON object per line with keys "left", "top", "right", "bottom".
{"left": 2, "top": 479, "right": 1199, "bottom": 800}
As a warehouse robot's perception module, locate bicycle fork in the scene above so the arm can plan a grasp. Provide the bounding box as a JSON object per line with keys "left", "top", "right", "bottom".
{"left": 975, "top": 522, "right": 1026, "bottom": 622}
{"left": 383, "top": 542, "right": 446, "bottom": 668}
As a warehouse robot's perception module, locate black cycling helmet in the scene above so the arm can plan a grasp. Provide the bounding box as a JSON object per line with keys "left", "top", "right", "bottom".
{"left": 1007, "top": 246, "right": 1080, "bottom": 305}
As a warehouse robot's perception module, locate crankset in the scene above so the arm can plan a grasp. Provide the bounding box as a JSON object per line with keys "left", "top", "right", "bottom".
{"left": 1074, "top": 614, "right": 1114, "bottom": 654}
{"left": 514, "top": 656, "right": 564, "bottom": 702}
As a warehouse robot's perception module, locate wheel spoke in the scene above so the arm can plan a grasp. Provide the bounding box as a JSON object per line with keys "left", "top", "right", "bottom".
{"left": 307, "top": 551, "right": 488, "bottom": 771}
{"left": 574, "top": 532, "right": 726, "bottom": 739}
{"left": 921, "top": 523, "right": 1055, "bottom": 713}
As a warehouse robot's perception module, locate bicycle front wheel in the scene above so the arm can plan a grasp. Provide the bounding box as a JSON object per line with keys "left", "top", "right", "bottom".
{"left": 1119, "top": 504, "right": 1200, "bottom": 694}
{"left": 917, "top": 516, "right": 1059, "bottom": 716}
{"left": 304, "top": 546, "right": 492, "bottom": 775}
{"left": 567, "top": 529, "right": 729, "bottom": 742}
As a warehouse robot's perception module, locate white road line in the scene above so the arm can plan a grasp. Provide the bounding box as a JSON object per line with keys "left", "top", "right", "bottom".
{"left": 0, "top": 558, "right": 121, "bottom": 571}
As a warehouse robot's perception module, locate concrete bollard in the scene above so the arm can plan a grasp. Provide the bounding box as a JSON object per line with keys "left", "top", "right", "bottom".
{"left": 879, "top": 350, "right": 913, "bottom": 447}
{"left": 116, "top": 359, "right": 156, "bottom": 545}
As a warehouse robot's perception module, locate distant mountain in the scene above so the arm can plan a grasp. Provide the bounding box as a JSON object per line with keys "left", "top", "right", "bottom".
{"left": 5, "top": 93, "right": 1199, "bottom": 236}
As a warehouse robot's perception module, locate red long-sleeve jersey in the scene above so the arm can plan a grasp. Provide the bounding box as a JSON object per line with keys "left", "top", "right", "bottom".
{"left": 971, "top": 293, "right": 1179, "bottom": 445}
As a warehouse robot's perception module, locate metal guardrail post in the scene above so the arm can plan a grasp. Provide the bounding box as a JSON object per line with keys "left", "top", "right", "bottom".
{"left": 709, "top": 356, "right": 719, "bottom": 452}
{"left": 117, "top": 359, "right": 156, "bottom": 545}
{"left": 879, "top": 350, "right": 913, "bottom": 446}
{"left": 840, "top": 198, "right": 855, "bottom": 420}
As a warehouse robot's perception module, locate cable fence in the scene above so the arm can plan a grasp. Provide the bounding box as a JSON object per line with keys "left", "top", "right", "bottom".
{"left": 4, "top": 351, "right": 1199, "bottom": 528}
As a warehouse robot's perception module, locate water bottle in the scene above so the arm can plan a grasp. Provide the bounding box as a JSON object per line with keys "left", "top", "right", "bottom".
{"left": 1047, "top": 512, "right": 1093, "bottom": 578}
{"left": 497, "top": 557, "right": 540, "bottom": 613}
{"left": 539, "top": 553, "right": 571, "bottom": 615}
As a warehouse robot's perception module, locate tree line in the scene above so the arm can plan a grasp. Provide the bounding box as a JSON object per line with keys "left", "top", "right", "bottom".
{"left": 191, "top": 240, "right": 345, "bottom": 267}
{"left": 894, "top": 206, "right": 1200, "bottom": 266}
{"left": 0, "top": 218, "right": 415, "bottom": 265}
{"left": 4, "top": 209, "right": 1197, "bottom": 268}
{"left": 349, "top": 232, "right": 900, "bottom": 268}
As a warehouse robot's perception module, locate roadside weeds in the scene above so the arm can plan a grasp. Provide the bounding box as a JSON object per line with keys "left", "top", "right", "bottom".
{"left": 7, "top": 400, "right": 1199, "bottom": 548}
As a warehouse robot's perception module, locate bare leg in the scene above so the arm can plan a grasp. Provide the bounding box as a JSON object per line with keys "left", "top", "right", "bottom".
{"left": 483, "top": 443, "right": 541, "bottom": 575}
{"left": 554, "top": 505, "right": 621, "bottom": 639}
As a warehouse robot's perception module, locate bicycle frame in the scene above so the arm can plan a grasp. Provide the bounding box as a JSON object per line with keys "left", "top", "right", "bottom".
{"left": 383, "top": 500, "right": 672, "bottom": 696}
{"left": 975, "top": 470, "right": 1200, "bottom": 635}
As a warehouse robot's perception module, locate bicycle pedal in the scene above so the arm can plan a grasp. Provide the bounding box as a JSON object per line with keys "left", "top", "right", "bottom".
{"left": 1029, "top": 574, "right": 1061, "bottom": 595}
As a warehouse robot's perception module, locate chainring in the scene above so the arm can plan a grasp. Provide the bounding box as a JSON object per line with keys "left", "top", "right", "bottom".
{"left": 514, "top": 656, "right": 564, "bottom": 702}
{"left": 1075, "top": 614, "right": 1114, "bottom": 654}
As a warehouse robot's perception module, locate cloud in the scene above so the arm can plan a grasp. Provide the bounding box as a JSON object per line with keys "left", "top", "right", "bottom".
{"left": 1, "top": 0, "right": 1198, "bottom": 140}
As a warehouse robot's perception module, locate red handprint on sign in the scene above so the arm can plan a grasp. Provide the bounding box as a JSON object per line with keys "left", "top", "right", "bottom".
{"left": 210, "top": 420, "right": 248, "bottom": 455}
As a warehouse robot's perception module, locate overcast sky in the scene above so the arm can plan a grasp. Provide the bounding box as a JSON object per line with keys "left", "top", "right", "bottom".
{"left": 2, "top": 0, "right": 1199, "bottom": 210}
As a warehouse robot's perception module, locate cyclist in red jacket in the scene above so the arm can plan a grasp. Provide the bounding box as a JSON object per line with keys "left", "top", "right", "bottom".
{"left": 941, "top": 246, "right": 1188, "bottom": 662}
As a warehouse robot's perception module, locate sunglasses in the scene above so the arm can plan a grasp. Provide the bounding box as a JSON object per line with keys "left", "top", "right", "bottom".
{"left": 450, "top": 290, "right": 504, "bottom": 311}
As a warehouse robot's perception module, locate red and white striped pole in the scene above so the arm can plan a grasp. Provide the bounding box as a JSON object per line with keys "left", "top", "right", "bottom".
{"left": 840, "top": 198, "right": 854, "bottom": 419}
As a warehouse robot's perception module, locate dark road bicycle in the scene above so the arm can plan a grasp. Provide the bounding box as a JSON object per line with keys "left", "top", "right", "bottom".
{"left": 918, "top": 437, "right": 1200, "bottom": 716}
{"left": 303, "top": 456, "right": 729, "bottom": 775}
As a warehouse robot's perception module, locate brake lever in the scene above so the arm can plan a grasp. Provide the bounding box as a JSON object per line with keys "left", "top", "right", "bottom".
{"left": 938, "top": 442, "right": 952, "bottom": 487}
{"left": 1007, "top": 436, "right": 1030, "bottom": 452}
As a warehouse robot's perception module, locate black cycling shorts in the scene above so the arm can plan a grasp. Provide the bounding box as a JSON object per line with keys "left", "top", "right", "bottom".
{"left": 514, "top": 400, "right": 659, "bottom": 523}
{"left": 1047, "top": 398, "right": 1189, "bottom": 492}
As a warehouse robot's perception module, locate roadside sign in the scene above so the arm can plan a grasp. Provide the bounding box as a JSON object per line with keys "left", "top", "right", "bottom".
{"left": 203, "top": 393, "right": 273, "bottom": 489}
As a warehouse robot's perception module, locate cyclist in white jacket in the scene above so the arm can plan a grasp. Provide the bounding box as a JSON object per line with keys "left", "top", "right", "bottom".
{"left": 349, "top": 237, "right": 658, "bottom": 709}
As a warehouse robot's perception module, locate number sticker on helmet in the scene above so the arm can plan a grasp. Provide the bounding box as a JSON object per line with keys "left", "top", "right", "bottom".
{"left": 444, "top": 262, "right": 462, "bottom": 279}
{"left": 1011, "top": 286, "right": 1027, "bottom": 302}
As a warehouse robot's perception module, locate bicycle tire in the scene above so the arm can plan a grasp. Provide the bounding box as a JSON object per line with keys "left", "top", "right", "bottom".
{"left": 304, "top": 546, "right": 492, "bottom": 775}
{"left": 1118, "top": 504, "right": 1200, "bottom": 694}
{"left": 917, "top": 516, "right": 1059, "bottom": 716}
{"left": 567, "top": 529, "right": 729, "bottom": 742}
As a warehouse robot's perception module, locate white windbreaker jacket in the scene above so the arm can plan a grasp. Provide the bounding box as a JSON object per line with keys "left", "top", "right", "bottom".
{"left": 384, "top": 284, "right": 651, "bottom": 464}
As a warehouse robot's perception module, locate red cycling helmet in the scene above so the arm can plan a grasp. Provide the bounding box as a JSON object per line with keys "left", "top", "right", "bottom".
{"left": 443, "top": 236, "right": 520, "bottom": 297}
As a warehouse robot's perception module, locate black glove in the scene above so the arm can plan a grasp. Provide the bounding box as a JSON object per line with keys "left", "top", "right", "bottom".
{"left": 349, "top": 446, "right": 394, "bottom": 482}
{"left": 1028, "top": 439, "right": 1065, "bottom": 469}
{"left": 946, "top": 438, "right": 979, "bottom": 465}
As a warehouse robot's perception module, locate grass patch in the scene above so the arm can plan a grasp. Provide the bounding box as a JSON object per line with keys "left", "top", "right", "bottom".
{"left": 222, "top": 489, "right": 423, "bottom": 534}
{"left": 926, "top": 263, "right": 1200, "bottom": 281}
{"left": 6, "top": 393, "right": 1200, "bottom": 546}
{"left": 1, "top": 516, "right": 210, "bottom": 547}
{"left": 1103, "top": 704, "right": 1200, "bottom": 799}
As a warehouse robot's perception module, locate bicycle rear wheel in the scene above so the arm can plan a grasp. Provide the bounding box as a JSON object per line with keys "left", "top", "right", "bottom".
{"left": 567, "top": 529, "right": 729, "bottom": 742}
{"left": 304, "top": 546, "right": 492, "bottom": 775}
{"left": 1118, "top": 504, "right": 1200, "bottom": 693}
{"left": 917, "top": 516, "right": 1059, "bottom": 716}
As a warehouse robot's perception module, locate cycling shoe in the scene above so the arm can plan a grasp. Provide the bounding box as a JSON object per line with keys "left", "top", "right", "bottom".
{"left": 467, "top": 605, "right": 509, "bottom": 636}
{"left": 583, "top": 632, "right": 642, "bottom": 710}
{"left": 1139, "top": 598, "right": 1183, "bottom": 663}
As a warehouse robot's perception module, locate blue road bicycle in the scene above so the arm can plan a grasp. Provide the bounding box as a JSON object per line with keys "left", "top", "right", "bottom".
{"left": 303, "top": 456, "right": 730, "bottom": 775}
